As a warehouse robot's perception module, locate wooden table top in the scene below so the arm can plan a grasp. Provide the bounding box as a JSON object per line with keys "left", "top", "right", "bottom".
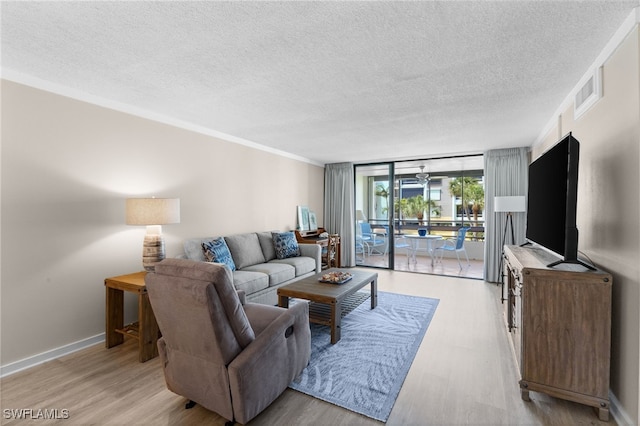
{"left": 104, "top": 271, "right": 148, "bottom": 293}
{"left": 277, "top": 269, "right": 377, "bottom": 303}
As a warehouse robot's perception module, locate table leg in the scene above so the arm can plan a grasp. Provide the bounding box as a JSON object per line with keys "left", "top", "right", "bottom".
{"left": 428, "top": 240, "right": 436, "bottom": 266}
{"left": 370, "top": 278, "right": 378, "bottom": 309}
{"left": 278, "top": 294, "right": 289, "bottom": 308}
{"left": 330, "top": 301, "right": 342, "bottom": 344}
{"left": 138, "top": 292, "right": 159, "bottom": 362}
{"left": 105, "top": 286, "right": 124, "bottom": 348}
{"left": 409, "top": 239, "right": 418, "bottom": 264}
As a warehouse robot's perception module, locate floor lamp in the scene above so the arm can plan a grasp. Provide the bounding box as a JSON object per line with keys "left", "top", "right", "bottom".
{"left": 495, "top": 196, "right": 526, "bottom": 301}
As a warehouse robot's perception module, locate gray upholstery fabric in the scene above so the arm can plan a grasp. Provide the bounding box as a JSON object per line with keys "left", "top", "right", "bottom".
{"left": 182, "top": 232, "right": 322, "bottom": 304}
{"left": 225, "top": 233, "right": 266, "bottom": 269}
{"left": 270, "top": 256, "right": 316, "bottom": 276}
{"left": 231, "top": 270, "right": 269, "bottom": 295}
{"left": 257, "top": 231, "right": 277, "bottom": 261}
{"left": 150, "top": 259, "right": 255, "bottom": 350}
{"left": 241, "top": 262, "right": 295, "bottom": 286}
{"left": 183, "top": 237, "right": 215, "bottom": 262}
{"left": 298, "top": 243, "right": 322, "bottom": 273}
{"left": 146, "top": 258, "right": 311, "bottom": 425}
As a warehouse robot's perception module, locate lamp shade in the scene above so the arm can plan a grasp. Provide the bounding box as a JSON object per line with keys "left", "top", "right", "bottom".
{"left": 126, "top": 198, "right": 181, "bottom": 225}
{"left": 494, "top": 196, "right": 526, "bottom": 213}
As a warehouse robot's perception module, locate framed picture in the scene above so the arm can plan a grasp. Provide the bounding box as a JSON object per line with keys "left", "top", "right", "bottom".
{"left": 297, "top": 206, "right": 310, "bottom": 231}
{"left": 308, "top": 211, "right": 318, "bottom": 231}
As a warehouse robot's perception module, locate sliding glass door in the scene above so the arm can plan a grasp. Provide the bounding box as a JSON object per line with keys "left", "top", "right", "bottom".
{"left": 355, "top": 156, "right": 485, "bottom": 277}
{"left": 354, "top": 163, "right": 394, "bottom": 269}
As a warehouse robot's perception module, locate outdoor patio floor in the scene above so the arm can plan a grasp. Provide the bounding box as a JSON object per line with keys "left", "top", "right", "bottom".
{"left": 357, "top": 253, "right": 485, "bottom": 280}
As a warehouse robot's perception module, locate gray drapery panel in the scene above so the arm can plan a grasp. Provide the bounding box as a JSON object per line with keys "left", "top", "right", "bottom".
{"left": 484, "top": 147, "right": 529, "bottom": 282}
{"left": 323, "top": 163, "right": 356, "bottom": 267}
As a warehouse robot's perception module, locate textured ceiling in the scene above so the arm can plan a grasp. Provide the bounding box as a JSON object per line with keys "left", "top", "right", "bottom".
{"left": 2, "top": 1, "right": 638, "bottom": 165}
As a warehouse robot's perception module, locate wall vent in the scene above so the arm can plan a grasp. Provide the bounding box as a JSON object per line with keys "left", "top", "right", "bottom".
{"left": 574, "top": 66, "right": 602, "bottom": 119}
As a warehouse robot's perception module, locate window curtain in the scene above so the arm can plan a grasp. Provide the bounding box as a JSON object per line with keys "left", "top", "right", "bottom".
{"left": 323, "top": 162, "right": 356, "bottom": 267}
{"left": 484, "top": 147, "right": 529, "bottom": 282}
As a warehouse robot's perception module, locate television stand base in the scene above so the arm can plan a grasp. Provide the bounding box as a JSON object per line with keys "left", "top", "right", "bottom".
{"left": 547, "top": 258, "right": 596, "bottom": 271}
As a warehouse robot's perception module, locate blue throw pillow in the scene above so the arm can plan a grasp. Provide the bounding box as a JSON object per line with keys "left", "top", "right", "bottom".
{"left": 272, "top": 232, "right": 300, "bottom": 259}
{"left": 202, "top": 238, "right": 236, "bottom": 271}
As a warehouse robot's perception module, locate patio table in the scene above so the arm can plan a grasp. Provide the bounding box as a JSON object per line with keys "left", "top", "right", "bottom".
{"left": 403, "top": 234, "right": 443, "bottom": 266}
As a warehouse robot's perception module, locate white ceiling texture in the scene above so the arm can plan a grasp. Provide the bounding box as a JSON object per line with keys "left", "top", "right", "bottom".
{"left": 2, "top": 1, "right": 638, "bottom": 166}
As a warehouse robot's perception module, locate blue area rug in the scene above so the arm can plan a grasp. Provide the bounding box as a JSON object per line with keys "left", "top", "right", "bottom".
{"left": 289, "top": 291, "right": 439, "bottom": 422}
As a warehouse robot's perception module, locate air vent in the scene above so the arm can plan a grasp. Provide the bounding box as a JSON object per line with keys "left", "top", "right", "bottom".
{"left": 576, "top": 76, "right": 595, "bottom": 107}
{"left": 574, "top": 67, "right": 602, "bottom": 119}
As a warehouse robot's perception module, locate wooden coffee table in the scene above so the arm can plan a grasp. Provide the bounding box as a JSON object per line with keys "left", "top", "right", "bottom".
{"left": 277, "top": 269, "right": 378, "bottom": 344}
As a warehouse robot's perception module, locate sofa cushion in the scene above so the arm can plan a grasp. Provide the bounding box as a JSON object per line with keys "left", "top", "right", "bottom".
{"left": 202, "top": 238, "right": 236, "bottom": 271}
{"left": 184, "top": 237, "right": 215, "bottom": 262}
{"left": 257, "top": 231, "right": 277, "bottom": 262}
{"left": 272, "top": 231, "right": 300, "bottom": 259}
{"left": 242, "top": 263, "right": 295, "bottom": 287}
{"left": 232, "top": 270, "right": 269, "bottom": 295}
{"left": 225, "top": 233, "right": 266, "bottom": 269}
{"left": 270, "top": 256, "right": 316, "bottom": 277}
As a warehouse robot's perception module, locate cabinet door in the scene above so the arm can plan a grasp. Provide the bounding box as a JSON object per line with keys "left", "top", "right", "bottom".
{"left": 521, "top": 271, "right": 611, "bottom": 399}
{"left": 504, "top": 259, "right": 523, "bottom": 374}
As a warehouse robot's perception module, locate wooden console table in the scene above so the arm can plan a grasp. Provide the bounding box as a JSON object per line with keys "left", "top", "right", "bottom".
{"left": 503, "top": 245, "right": 612, "bottom": 421}
{"left": 295, "top": 227, "right": 341, "bottom": 268}
{"left": 105, "top": 271, "right": 159, "bottom": 362}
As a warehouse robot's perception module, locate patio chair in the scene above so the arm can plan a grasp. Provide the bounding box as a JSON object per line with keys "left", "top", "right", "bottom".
{"left": 355, "top": 235, "right": 367, "bottom": 263}
{"left": 434, "top": 227, "right": 471, "bottom": 269}
{"left": 359, "top": 222, "right": 387, "bottom": 255}
{"left": 394, "top": 236, "right": 412, "bottom": 265}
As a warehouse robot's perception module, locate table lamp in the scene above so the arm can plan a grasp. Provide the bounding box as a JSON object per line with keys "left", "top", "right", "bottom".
{"left": 126, "top": 198, "right": 180, "bottom": 271}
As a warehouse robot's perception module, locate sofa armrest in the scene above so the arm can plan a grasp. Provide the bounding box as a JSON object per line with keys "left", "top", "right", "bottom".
{"left": 298, "top": 243, "right": 322, "bottom": 273}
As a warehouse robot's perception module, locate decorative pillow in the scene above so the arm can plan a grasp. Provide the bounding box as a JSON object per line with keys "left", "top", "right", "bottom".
{"left": 224, "top": 233, "right": 266, "bottom": 269}
{"left": 272, "top": 231, "right": 300, "bottom": 259}
{"left": 202, "top": 238, "right": 236, "bottom": 271}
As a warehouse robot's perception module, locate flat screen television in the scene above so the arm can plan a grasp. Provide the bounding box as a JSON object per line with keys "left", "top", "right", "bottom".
{"left": 525, "top": 132, "right": 594, "bottom": 269}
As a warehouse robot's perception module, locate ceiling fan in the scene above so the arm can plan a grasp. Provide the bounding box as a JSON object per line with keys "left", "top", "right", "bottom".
{"left": 416, "top": 165, "right": 430, "bottom": 185}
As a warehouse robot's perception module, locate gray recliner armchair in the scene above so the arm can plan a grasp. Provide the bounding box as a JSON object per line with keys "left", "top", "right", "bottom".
{"left": 146, "top": 258, "right": 311, "bottom": 425}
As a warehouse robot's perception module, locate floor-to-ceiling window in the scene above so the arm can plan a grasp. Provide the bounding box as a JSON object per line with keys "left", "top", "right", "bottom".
{"left": 354, "top": 163, "right": 394, "bottom": 269}
{"left": 355, "top": 156, "right": 485, "bottom": 279}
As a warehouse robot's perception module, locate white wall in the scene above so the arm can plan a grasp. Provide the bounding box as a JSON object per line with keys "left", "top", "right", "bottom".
{"left": 532, "top": 25, "right": 640, "bottom": 425}
{"left": 1, "top": 80, "right": 325, "bottom": 367}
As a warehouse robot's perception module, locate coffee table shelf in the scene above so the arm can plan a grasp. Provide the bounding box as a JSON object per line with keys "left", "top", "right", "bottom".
{"left": 278, "top": 269, "right": 377, "bottom": 344}
{"left": 308, "top": 291, "right": 370, "bottom": 326}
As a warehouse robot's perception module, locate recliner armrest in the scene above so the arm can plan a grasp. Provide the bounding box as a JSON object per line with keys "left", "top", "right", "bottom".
{"left": 227, "top": 302, "right": 311, "bottom": 424}
{"left": 236, "top": 290, "right": 246, "bottom": 305}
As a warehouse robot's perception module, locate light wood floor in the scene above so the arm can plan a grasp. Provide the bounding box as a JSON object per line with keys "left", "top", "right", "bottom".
{"left": 1, "top": 270, "right": 611, "bottom": 425}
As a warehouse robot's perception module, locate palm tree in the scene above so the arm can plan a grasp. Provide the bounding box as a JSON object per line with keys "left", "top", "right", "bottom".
{"left": 406, "top": 196, "right": 426, "bottom": 222}
{"left": 448, "top": 177, "right": 485, "bottom": 225}
{"left": 374, "top": 184, "right": 389, "bottom": 216}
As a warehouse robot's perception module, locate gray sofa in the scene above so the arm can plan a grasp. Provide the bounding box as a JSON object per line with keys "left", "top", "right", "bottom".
{"left": 183, "top": 231, "right": 321, "bottom": 305}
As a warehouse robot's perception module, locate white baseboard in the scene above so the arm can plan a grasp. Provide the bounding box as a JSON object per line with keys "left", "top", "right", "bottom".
{"left": 1, "top": 333, "right": 105, "bottom": 378}
{"left": 610, "top": 390, "right": 635, "bottom": 426}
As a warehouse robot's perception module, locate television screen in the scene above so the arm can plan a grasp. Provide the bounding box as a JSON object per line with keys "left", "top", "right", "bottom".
{"left": 526, "top": 133, "right": 584, "bottom": 267}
